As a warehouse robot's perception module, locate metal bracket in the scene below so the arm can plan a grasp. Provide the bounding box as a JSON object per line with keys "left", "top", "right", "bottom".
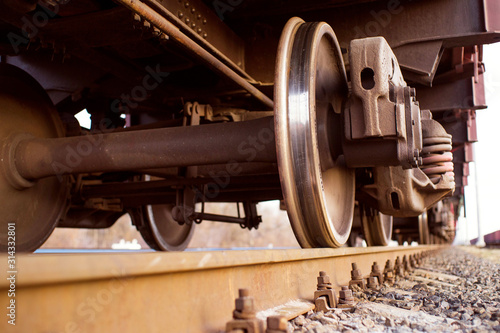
{"left": 343, "top": 37, "right": 422, "bottom": 169}
{"left": 314, "top": 271, "right": 337, "bottom": 312}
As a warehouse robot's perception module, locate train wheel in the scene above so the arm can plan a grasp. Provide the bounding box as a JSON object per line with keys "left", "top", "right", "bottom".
{"left": 129, "top": 176, "right": 194, "bottom": 251}
{"left": 361, "top": 206, "right": 393, "bottom": 246}
{"left": 418, "top": 212, "right": 430, "bottom": 244}
{"left": 275, "top": 18, "right": 355, "bottom": 247}
{"left": 0, "top": 64, "right": 69, "bottom": 252}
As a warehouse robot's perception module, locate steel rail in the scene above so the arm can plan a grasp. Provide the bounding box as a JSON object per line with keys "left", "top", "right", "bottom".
{"left": 115, "top": 0, "right": 273, "bottom": 109}
{"left": 0, "top": 245, "right": 443, "bottom": 332}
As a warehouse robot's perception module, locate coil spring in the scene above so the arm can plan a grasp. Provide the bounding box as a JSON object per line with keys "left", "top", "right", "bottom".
{"left": 421, "top": 137, "right": 454, "bottom": 184}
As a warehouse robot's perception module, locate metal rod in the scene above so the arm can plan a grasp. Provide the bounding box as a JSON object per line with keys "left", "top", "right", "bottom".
{"left": 115, "top": 0, "right": 273, "bottom": 109}
{"left": 80, "top": 174, "right": 280, "bottom": 199}
{"left": 14, "top": 117, "right": 276, "bottom": 180}
{"left": 192, "top": 212, "right": 245, "bottom": 224}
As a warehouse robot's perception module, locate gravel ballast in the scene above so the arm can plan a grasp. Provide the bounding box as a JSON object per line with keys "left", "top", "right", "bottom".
{"left": 290, "top": 247, "right": 500, "bottom": 333}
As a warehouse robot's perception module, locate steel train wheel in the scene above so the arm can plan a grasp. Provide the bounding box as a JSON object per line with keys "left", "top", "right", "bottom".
{"left": 275, "top": 18, "right": 355, "bottom": 247}
{"left": 361, "top": 206, "right": 393, "bottom": 246}
{"left": 129, "top": 176, "right": 194, "bottom": 251}
{"left": 0, "top": 64, "right": 69, "bottom": 252}
{"left": 418, "top": 212, "right": 430, "bottom": 244}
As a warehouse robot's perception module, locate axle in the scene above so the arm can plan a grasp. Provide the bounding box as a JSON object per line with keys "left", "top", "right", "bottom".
{"left": 7, "top": 116, "right": 276, "bottom": 185}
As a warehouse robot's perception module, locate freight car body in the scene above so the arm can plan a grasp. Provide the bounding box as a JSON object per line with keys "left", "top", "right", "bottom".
{"left": 0, "top": 0, "right": 497, "bottom": 251}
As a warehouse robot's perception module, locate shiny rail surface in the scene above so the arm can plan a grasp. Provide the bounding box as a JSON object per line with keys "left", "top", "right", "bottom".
{"left": 0, "top": 246, "right": 443, "bottom": 332}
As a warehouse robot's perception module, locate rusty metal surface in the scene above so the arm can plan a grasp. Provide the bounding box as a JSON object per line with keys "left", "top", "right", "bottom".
{"left": 344, "top": 37, "right": 422, "bottom": 169}
{"left": 417, "top": 75, "right": 487, "bottom": 111}
{"left": 0, "top": 246, "right": 442, "bottom": 332}
{"left": 144, "top": 0, "right": 247, "bottom": 77}
{"left": 12, "top": 116, "right": 276, "bottom": 181}
{"left": 0, "top": 64, "right": 69, "bottom": 252}
{"left": 115, "top": 0, "right": 273, "bottom": 109}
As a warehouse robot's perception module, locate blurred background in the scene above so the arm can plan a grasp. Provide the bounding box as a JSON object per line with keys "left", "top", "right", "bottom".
{"left": 453, "top": 42, "right": 500, "bottom": 245}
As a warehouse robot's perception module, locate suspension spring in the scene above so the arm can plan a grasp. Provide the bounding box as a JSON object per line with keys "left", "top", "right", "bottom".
{"left": 421, "top": 137, "right": 454, "bottom": 184}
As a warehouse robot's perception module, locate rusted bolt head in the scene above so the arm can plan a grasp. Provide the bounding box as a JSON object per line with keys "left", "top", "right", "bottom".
{"left": 351, "top": 263, "right": 362, "bottom": 279}
{"left": 267, "top": 316, "right": 287, "bottom": 330}
{"left": 367, "top": 277, "right": 379, "bottom": 289}
{"left": 317, "top": 274, "right": 331, "bottom": 285}
{"left": 235, "top": 297, "right": 254, "bottom": 313}
{"left": 339, "top": 287, "right": 353, "bottom": 299}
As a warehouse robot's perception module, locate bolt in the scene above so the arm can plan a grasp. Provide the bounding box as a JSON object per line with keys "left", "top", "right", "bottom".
{"left": 384, "top": 260, "right": 395, "bottom": 284}
{"left": 351, "top": 263, "right": 362, "bottom": 280}
{"left": 233, "top": 288, "right": 256, "bottom": 320}
{"left": 370, "top": 261, "right": 384, "bottom": 285}
{"left": 143, "top": 20, "right": 151, "bottom": 29}
{"left": 133, "top": 13, "right": 141, "bottom": 22}
{"left": 178, "top": 11, "right": 184, "bottom": 18}
{"left": 395, "top": 256, "right": 404, "bottom": 277}
{"left": 367, "top": 276, "right": 379, "bottom": 289}
{"left": 338, "top": 286, "right": 355, "bottom": 307}
{"left": 267, "top": 315, "right": 287, "bottom": 332}
{"left": 185, "top": 17, "right": 190, "bottom": 24}
{"left": 403, "top": 255, "right": 412, "bottom": 272}
{"left": 317, "top": 271, "right": 332, "bottom": 290}
{"left": 384, "top": 260, "right": 393, "bottom": 272}
{"left": 371, "top": 262, "right": 381, "bottom": 273}
{"left": 184, "top": 1, "right": 190, "bottom": 8}
{"left": 349, "top": 262, "right": 366, "bottom": 290}
{"left": 202, "top": 32, "right": 208, "bottom": 38}
{"left": 227, "top": 289, "right": 263, "bottom": 333}
{"left": 410, "top": 254, "right": 417, "bottom": 268}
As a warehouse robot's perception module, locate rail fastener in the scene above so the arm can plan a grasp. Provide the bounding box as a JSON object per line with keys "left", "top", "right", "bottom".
{"left": 337, "top": 286, "right": 356, "bottom": 310}
{"left": 370, "top": 261, "right": 384, "bottom": 285}
{"left": 384, "top": 259, "right": 395, "bottom": 285}
{"left": 395, "top": 256, "right": 405, "bottom": 277}
{"left": 313, "top": 271, "right": 337, "bottom": 312}
{"left": 349, "top": 263, "right": 366, "bottom": 290}
{"left": 226, "top": 289, "right": 263, "bottom": 333}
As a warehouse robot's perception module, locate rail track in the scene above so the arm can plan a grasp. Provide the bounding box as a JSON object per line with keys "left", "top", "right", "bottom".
{"left": 0, "top": 245, "right": 441, "bottom": 332}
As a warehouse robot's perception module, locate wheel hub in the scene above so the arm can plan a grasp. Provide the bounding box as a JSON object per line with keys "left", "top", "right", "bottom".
{"left": 0, "top": 64, "right": 69, "bottom": 252}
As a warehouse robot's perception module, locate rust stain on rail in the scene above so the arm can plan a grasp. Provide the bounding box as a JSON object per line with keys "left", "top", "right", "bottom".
{"left": 0, "top": 246, "right": 443, "bottom": 332}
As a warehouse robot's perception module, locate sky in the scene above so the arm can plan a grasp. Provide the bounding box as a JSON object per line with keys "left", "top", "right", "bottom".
{"left": 454, "top": 42, "right": 500, "bottom": 244}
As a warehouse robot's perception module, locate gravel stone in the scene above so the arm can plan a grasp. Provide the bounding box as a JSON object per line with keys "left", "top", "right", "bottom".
{"left": 289, "top": 247, "right": 500, "bottom": 333}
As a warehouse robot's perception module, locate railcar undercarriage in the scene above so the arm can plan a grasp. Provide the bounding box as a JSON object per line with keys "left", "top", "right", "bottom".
{"left": 0, "top": 0, "right": 497, "bottom": 251}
